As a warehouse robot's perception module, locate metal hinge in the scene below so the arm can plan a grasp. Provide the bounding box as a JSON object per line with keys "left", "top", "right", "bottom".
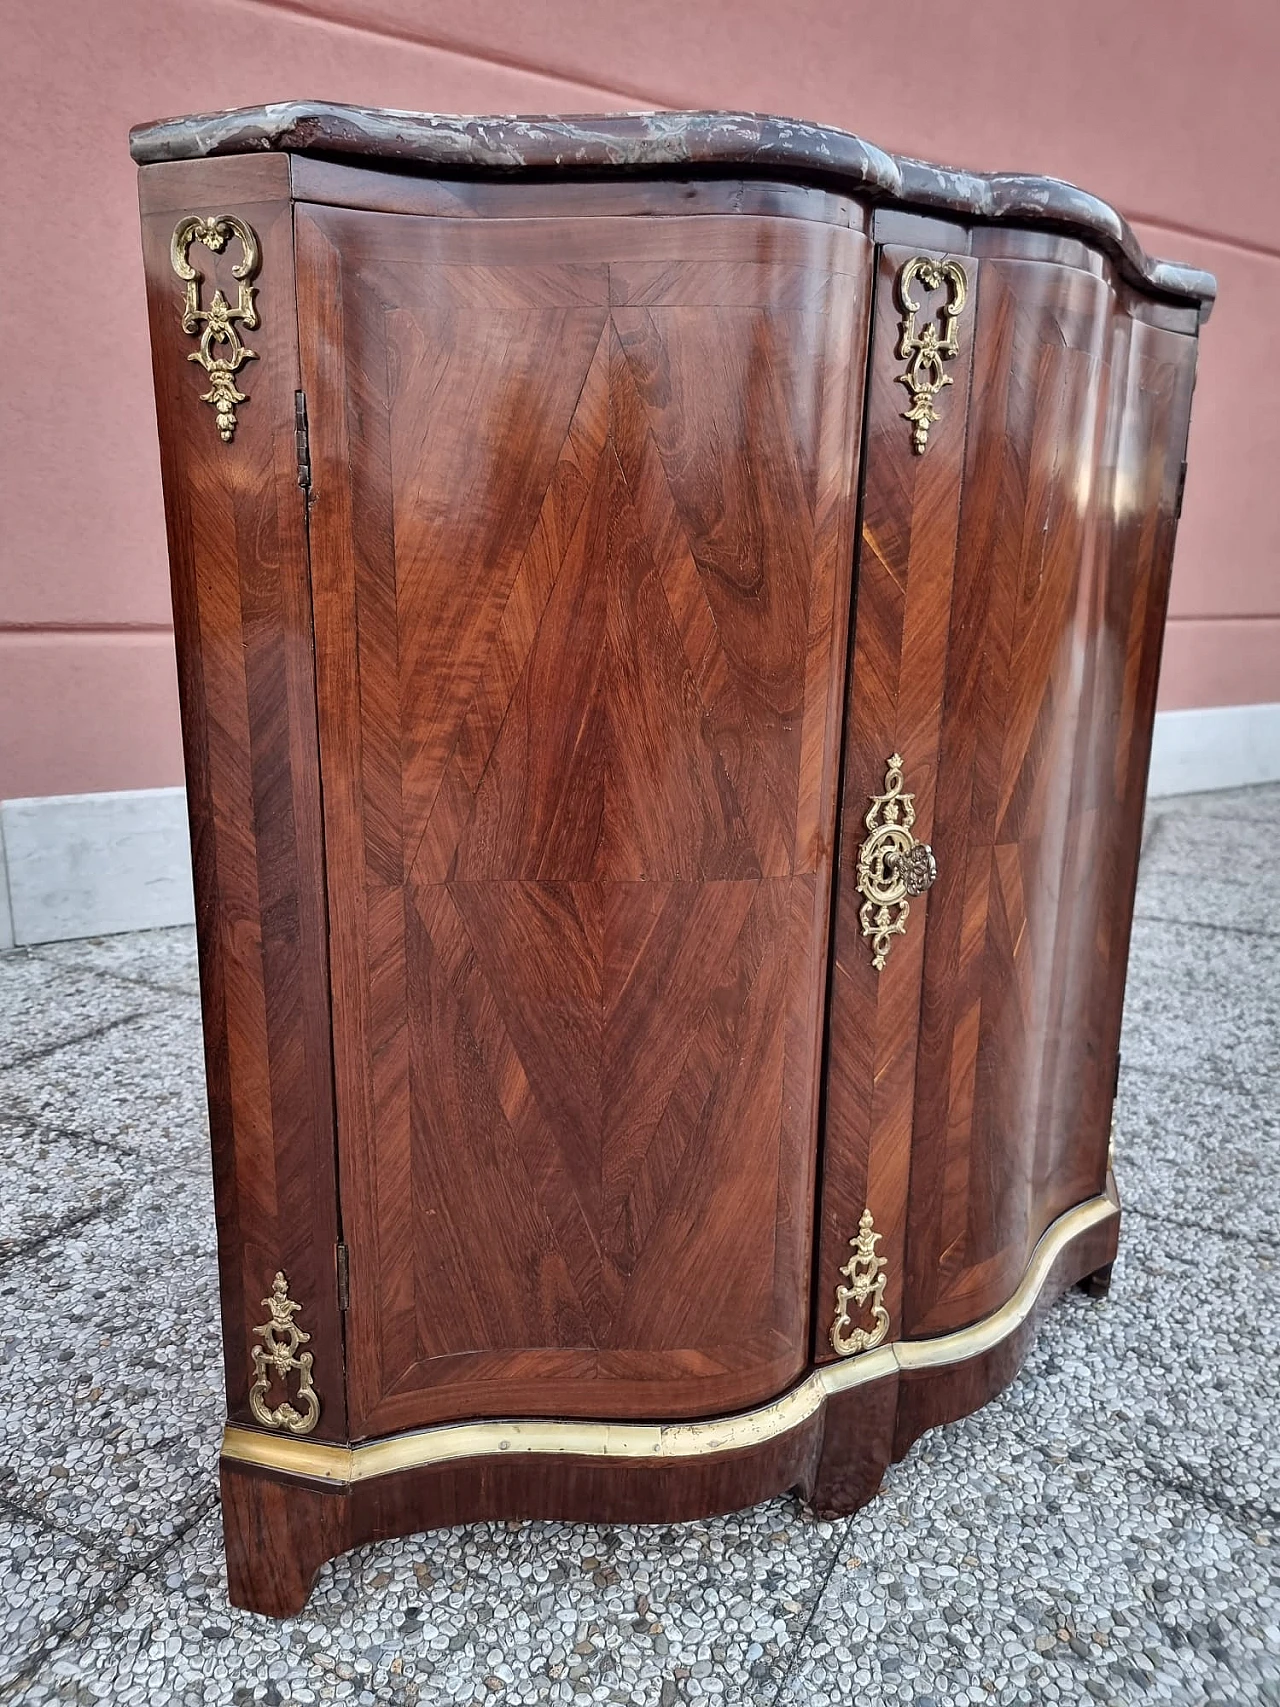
{"left": 1174, "top": 460, "right": 1187, "bottom": 519}
{"left": 295, "top": 390, "right": 312, "bottom": 492}
{"left": 336, "top": 1242, "right": 349, "bottom": 1312}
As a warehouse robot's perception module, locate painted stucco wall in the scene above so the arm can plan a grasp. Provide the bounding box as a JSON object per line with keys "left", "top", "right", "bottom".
{"left": 2, "top": 0, "right": 1276, "bottom": 798}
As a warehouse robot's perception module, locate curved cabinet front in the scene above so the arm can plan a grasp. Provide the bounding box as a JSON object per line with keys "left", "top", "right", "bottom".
{"left": 904, "top": 240, "right": 1193, "bottom": 1338}
{"left": 818, "top": 224, "right": 1198, "bottom": 1353}
{"left": 132, "top": 111, "right": 1210, "bottom": 1618}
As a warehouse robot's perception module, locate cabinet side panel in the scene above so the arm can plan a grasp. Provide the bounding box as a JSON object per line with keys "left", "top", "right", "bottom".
{"left": 297, "top": 203, "right": 870, "bottom": 1434}
{"left": 138, "top": 169, "right": 346, "bottom": 1438}
{"left": 816, "top": 237, "right": 976, "bottom": 1363}
{"left": 904, "top": 253, "right": 1197, "bottom": 1337}
{"left": 1069, "top": 313, "right": 1198, "bottom": 1160}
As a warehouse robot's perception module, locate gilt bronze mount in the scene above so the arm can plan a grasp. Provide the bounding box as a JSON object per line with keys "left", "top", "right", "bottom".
{"left": 170, "top": 213, "right": 260, "bottom": 442}
{"left": 249, "top": 1272, "right": 320, "bottom": 1436}
{"left": 830, "top": 1208, "right": 891, "bottom": 1356}
{"left": 895, "top": 255, "right": 969, "bottom": 453}
{"left": 855, "top": 754, "right": 937, "bottom": 970}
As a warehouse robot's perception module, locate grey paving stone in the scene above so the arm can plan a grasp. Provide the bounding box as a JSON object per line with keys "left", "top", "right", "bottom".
{"left": 0, "top": 1004, "right": 209, "bottom": 1174}
{"left": 1120, "top": 915, "right": 1280, "bottom": 1090}
{"left": 999, "top": 1211, "right": 1280, "bottom": 1530}
{"left": 1114, "top": 1065, "right": 1279, "bottom": 1251}
{"left": 1146, "top": 780, "right": 1280, "bottom": 826}
{"left": 33, "top": 927, "right": 200, "bottom": 999}
{"left": 1135, "top": 808, "right": 1280, "bottom": 936}
{"left": 0, "top": 1105, "right": 133, "bottom": 1263}
{"left": 0, "top": 1172, "right": 222, "bottom": 1560}
{"left": 780, "top": 1424, "right": 1280, "bottom": 1707}
{"left": 16, "top": 1498, "right": 841, "bottom": 1706}
{"left": 0, "top": 1510, "right": 122, "bottom": 1693}
{"left": 0, "top": 952, "right": 166, "bottom": 1072}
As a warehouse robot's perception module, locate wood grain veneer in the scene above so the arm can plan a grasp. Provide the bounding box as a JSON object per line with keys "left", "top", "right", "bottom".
{"left": 138, "top": 175, "right": 347, "bottom": 1441}
{"left": 296, "top": 202, "right": 870, "bottom": 1433}
{"left": 134, "top": 107, "right": 1211, "bottom": 1616}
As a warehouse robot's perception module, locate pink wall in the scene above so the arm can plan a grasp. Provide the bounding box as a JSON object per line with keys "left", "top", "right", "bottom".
{"left": 2, "top": 0, "right": 1276, "bottom": 798}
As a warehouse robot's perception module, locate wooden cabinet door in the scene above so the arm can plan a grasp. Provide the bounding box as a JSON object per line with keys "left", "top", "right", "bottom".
{"left": 821, "top": 229, "right": 1197, "bottom": 1354}
{"left": 903, "top": 247, "right": 1196, "bottom": 1337}
{"left": 295, "top": 200, "right": 870, "bottom": 1436}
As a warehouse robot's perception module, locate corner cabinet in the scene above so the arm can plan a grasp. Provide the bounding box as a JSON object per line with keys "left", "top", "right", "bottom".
{"left": 131, "top": 105, "right": 1214, "bottom": 1616}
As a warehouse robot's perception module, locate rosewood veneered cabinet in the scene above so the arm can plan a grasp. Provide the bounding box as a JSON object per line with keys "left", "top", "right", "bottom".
{"left": 130, "top": 104, "right": 1214, "bottom": 1616}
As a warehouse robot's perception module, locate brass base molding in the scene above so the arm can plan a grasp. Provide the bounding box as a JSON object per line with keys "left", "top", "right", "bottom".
{"left": 223, "top": 1189, "right": 1118, "bottom": 1485}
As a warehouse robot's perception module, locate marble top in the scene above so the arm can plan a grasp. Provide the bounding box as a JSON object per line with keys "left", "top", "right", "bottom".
{"left": 129, "top": 104, "right": 1216, "bottom": 311}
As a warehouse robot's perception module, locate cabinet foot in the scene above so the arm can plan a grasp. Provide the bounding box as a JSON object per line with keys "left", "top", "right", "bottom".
{"left": 1077, "top": 1261, "right": 1114, "bottom": 1299}
{"left": 218, "top": 1429, "right": 824, "bottom": 1617}
{"left": 807, "top": 1374, "right": 899, "bottom": 1517}
{"left": 221, "top": 1460, "right": 349, "bottom": 1619}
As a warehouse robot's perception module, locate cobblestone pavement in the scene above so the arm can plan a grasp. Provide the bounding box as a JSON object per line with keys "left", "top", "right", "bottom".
{"left": 1, "top": 785, "right": 1277, "bottom": 1706}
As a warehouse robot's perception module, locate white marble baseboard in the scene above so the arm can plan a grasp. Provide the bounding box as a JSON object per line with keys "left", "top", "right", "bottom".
{"left": 1147, "top": 701, "right": 1280, "bottom": 798}
{"left": 0, "top": 787, "right": 194, "bottom": 949}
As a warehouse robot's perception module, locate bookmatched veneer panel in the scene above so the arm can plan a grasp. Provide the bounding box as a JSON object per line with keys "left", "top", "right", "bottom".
{"left": 295, "top": 204, "right": 871, "bottom": 1433}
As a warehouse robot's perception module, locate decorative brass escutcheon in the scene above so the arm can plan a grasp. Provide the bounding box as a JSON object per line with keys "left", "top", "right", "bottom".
{"left": 895, "top": 255, "right": 969, "bottom": 454}
{"left": 170, "top": 213, "right": 261, "bottom": 442}
{"left": 830, "top": 1209, "right": 890, "bottom": 1357}
{"left": 856, "top": 754, "right": 937, "bottom": 971}
{"left": 249, "top": 1272, "right": 320, "bottom": 1435}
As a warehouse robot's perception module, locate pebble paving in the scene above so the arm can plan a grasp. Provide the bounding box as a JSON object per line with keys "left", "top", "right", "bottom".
{"left": 1, "top": 783, "right": 1277, "bottom": 1705}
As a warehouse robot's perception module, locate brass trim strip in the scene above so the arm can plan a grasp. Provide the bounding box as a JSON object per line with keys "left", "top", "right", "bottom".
{"left": 222, "top": 1190, "right": 1118, "bottom": 1486}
